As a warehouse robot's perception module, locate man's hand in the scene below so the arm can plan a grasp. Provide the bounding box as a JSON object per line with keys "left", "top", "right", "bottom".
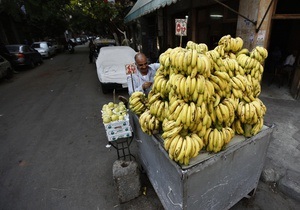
{"left": 142, "top": 82, "right": 153, "bottom": 90}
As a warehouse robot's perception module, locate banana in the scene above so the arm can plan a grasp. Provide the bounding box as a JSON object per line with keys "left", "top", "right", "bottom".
{"left": 164, "top": 136, "right": 174, "bottom": 151}
{"left": 178, "top": 103, "right": 187, "bottom": 124}
{"left": 214, "top": 71, "right": 231, "bottom": 83}
{"left": 198, "top": 124, "right": 207, "bottom": 138}
{"left": 168, "top": 135, "right": 180, "bottom": 159}
{"left": 176, "top": 138, "right": 187, "bottom": 163}
{"left": 196, "top": 75, "right": 206, "bottom": 94}
{"left": 148, "top": 92, "right": 161, "bottom": 105}
{"left": 179, "top": 76, "right": 186, "bottom": 97}
{"left": 207, "top": 128, "right": 215, "bottom": 152}
{"left": 186, "top": 104, "right": 192, "bottom": 127}
{"left": 185, "top": 135, "right": 194, "bottom": 159}
{"left": 172, "top": 102, "right": 185, "bottom": 120}
{"left": 190, "top": 77, "right": 197, "bottom": 95}
{"left": 168, "top": 99, "right": 183, "bottom": 115}
{"left": 189, "top": 102, "right": 196, "bottom": 122}
{"left": 215, "top": 105, "right": 223, "bottom": 123}
{"left": 185, "top": 76, "right": 191, "bottom": 96}
{"left": 252, "top": 99, "right": 263, "bottom": 118}
{"left": 192, "top": 87, "right": 199, "bottom": 103}
{"left": 191, "top": 136, "right": 200, "bottom": 158}
{"left": 212, "top": 129, "right": 220, "bottom": 153}
{"left": 196, "top": 94, "right": 204, "bottom": 107}
{"left": 156, "top": 100, "right": 165, "bottom": 118}
{"left": 191, "top": 49, "right": 198, "bottom": 68}
{"left": 185, "top": 50, "right": 192, "bottom": 67}
{"left": 232, "top": 76, "right": 246, "bottom": 92}
{"left": 163, "top": 120, "right": 177, "bottom": 132}
{"left": 196, "top": 56, "right": 204, "bottom": 75}
{"left": 250, "top": 103, "right": 258, "bottom": 124}
{"left": 203, "top": 127, "right": 212, "bottom": 146}
{"left": 173, "top": 135, "right": 183, "bottom": 159}
{"left": 161, "top": 125, "right": 183, "bottom": 139}
{"left": 223, "top": 99, "right": 235, "bottom": 124}
{"left": 219, "top": 103, "right": 230, "bottom": 124}
{"left": 191, "top": 133, "right": 204, "bottom": 151}
{"left": 234, "top": 119, "right": 244, "bottom": 135}
{"left": 129, "top": 96, "right": 141, "bottom": 106}
{"left": 213, "top": 93, "right": 221, "bottom": 107}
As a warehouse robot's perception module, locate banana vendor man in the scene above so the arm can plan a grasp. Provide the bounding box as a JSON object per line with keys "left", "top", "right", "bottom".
{"left": 119, "top": 52, "right": 160, "bottom": 106}
{"left": 128, "top": 52, "right": 160, "bottom": 95}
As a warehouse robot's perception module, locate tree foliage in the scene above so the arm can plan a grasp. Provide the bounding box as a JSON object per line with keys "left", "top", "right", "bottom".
{"left": 0, "top": 0, "right": 129, "bottom": 40}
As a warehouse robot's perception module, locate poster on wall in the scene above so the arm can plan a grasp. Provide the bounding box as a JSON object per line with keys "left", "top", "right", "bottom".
{"left": 175, "top": 19, "right": 187, "bottom": 36}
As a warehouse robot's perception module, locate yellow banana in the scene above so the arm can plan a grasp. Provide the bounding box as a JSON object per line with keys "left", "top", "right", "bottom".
{"left": 173, "top": 135, "right": 183, "bottom": 159}
{"left": 161, "top": 125, "right": 182, "bottom": 139}
{"left": 168, "top": 134, "right": 180, "bottom": 159}
{"left": 215, "top": 105, "right": 223, "bottom": 123}
{"left": 191, "top": 49, "right": 198, "bottom": 68}
{"left": 203, "top": 127, "right": 212, "bottom": 146}
{"left": 183, "top": 136, "right": 192, "bottom": 159}
{"left": 162, "top": 120, "right": 177, "bottom": 132}
{"left": 180, "top": 103, "right": 189, "bottom": 124}
{"left": 191, "top": 133, "right": 204, "bottom": 151}
{"left": 176, "top": 138, "right": 186, "bottom": 162}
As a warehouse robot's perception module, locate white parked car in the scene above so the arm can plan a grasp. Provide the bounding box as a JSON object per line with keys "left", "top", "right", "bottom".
{"left": 31, "top": 41, "right": 56, "bottom": 58}
{"left": 0, "top": 55, "right": 13, "bottom": 80}
{"left": 96, "top": 46, "right": 137, "bottom": 94}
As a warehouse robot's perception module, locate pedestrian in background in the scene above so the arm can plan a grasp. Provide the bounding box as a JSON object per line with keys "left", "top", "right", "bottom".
{"left": 89, "top": 39, "right": 95, "bottom": 63}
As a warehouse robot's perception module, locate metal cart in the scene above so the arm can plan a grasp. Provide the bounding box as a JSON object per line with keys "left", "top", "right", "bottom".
{"left": 130, "top": 113, "right": 274, "bottom": 210}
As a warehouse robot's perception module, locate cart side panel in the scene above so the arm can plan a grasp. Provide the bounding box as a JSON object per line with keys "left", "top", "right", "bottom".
{"left": 132, "top": 115, "right": 185, "bottom": 210}
{"left": 185, "top": 129, "right": 272, "bottom": 210}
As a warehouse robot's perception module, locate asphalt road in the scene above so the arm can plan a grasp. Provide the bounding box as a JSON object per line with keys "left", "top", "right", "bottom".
{"left": 0, "top": 44, "right": 299, "bottom": 210}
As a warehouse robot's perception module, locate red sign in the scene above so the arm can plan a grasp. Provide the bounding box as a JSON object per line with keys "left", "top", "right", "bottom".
{"left": 175, "top": 19, "right": 187, "bottom": 36}
{"left": 125, "top": 63, "right": 137, "bottom": 75}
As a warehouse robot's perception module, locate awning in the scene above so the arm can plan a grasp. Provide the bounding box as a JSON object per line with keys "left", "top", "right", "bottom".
{"left": 124, "top": 0, "right": 178, "bottom": 23}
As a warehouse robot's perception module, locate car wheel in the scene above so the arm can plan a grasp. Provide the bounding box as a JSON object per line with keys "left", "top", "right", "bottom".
{"left": 5, "top": 68, "right": 13, "bottom": 79}
{"left": 29, "top": 60, "right": 35, "bottom": 69}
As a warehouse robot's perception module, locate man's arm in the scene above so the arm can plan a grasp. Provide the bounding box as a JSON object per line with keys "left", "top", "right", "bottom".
{"left": 127, "top": 75, "right": 144, "bottom": 95}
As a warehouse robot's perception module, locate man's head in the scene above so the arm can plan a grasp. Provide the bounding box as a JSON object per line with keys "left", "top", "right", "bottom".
{"left": 135, "top": 53, "right": 148, "bottom": 75}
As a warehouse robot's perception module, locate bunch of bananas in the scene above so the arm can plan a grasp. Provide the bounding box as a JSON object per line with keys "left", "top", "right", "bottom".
{"left": 230, "top": 75, "right": 256, "bottom": 103}
{"left": 186, "top": 41, "right": 208, "bottom": 54}
{"left": 128, "top": 35, "right": 268, "bottom": 166}
{"left": 218, "top": 35, "right": 244, "bottom": 53}
{"left": 152, "top": 73, "right": 171, "bottom": 98}
{"left": 149, "top": 99, "right": 169, "bottom": 122}
{"left": 204, "top": 127, "right": 235, "bottom": 153}
{"left": 129, "top": 92, "right": 147, "bottom": 115}
{"left": 208, "top": 97, "right": 237, "bottom": 128}
{"left": 139, "top": 110, "right": 160, "bottom": 135}
{"left": 164, "top": 131, "right": 204, "bottom": 165}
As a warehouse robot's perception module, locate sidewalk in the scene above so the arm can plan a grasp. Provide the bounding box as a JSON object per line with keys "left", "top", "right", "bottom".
{"left": 259, "top": 78, "right": 300, "bottom": 202}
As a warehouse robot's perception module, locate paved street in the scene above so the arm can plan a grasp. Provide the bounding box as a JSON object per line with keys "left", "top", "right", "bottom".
{"left": 0, "top": 44, "right": 299, "bottom": 210}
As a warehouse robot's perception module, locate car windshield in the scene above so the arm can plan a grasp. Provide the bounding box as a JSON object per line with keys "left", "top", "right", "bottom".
{"left": 32, "top": 43, "right": 41, "bottom": 48}
{"left": 40, "top": 43, "right": 48, "bottom": 48}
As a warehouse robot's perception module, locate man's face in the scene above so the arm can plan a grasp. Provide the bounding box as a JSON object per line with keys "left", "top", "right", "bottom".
{"left": 136, "top": 56, "right": 148, "bottom": 75}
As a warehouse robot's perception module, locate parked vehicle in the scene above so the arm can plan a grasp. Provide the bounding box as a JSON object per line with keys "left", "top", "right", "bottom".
{"left": 0, "top": 55, "right": 13, "bottom": 80}
{"left": 76, "top": 37, "right": 83, "bottom": 45}
{"left": 49, "top": 40, "right": 65, "bottom": 53}
{"left": 93, "top": 38, "right": 116, "bottom": 61}
{"left": 6, "top": 44, "right": 43, "bottom": 68}
{"left": 31, "top": 41, "right": 56, "bottom": 58}
{"left": 96, "top": 46, "right": 136, "bottom": 94}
